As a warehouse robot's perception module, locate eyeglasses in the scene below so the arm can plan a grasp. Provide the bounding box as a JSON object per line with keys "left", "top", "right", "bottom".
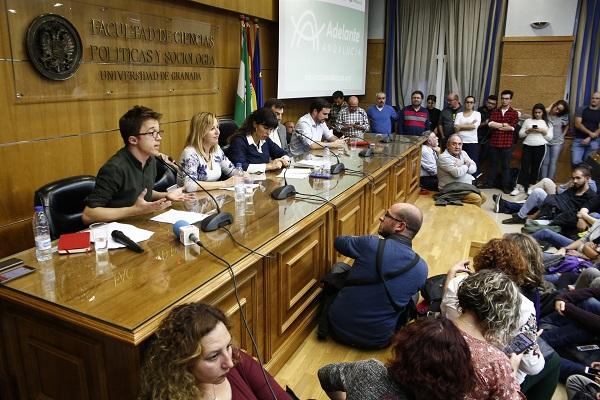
{"left": 384, "top": 210, "right": 407, "bottom": 225}
{"left": 136, "top": 130, "right": 164, "bottom": 140}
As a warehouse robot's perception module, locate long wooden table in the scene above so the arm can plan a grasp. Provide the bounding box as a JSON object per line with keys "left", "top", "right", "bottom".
{"left": 0, "top": 136, "right": 424, "bottom": 399}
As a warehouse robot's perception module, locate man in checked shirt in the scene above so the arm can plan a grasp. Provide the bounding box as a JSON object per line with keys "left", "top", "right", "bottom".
{"left": 336, "top": 96, "right": 370, "bottom": 139}
{"left": 483, "top": 89, "right": 520, "bottom": 194}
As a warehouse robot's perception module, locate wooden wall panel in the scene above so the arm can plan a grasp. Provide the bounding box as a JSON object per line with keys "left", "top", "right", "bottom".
{"left": 498, "top": 37, "right": 573, "bottom": 112}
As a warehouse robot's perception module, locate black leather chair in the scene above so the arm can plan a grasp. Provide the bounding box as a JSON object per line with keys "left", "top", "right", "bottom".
{"left": 33, "top": 175, "right": 96, "bottom": 240}
{"left": 154, "top": 157, "right": 177, "bottom": 192}
{"left": 218, "top": 118, "right": 239, "bottom": 149}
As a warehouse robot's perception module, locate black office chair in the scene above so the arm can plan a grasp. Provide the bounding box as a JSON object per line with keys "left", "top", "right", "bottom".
{"left": 33, "top": 175, "right": 96, "bottom": 240}
{"left": 218, "top": 118, "right": 239, "bottom": 149}
{"left": 154, "top": 157, "right": 177, "bottom": 192}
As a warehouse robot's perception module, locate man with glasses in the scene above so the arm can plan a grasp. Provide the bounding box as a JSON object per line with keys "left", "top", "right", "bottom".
{"left": 436, "top": 134, "right": 484, "bottom": 206}
{"left": 572, "top": 91, "right": 600, "bottom": 166}
{"left": 398, "top": 90, "right": 430, "bottom": 136}
{"left": 336, "top": 96, "right": 370, "bottom": 139}
{"left": 83, "top": 105, "right": 192, "bottom": 224}
{"left": 323, "top": 202, "right": 427, "bottom": 349}
{"left": 484, "top": 89, "right": 519, "bottom": 194}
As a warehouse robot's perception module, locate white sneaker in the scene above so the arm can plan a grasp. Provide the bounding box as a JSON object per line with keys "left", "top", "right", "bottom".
{"left": 510, "top": 184, "right": 524, "bottom": 196}
{"left": 527, "top": 187, "right": 533, "bottom": 195}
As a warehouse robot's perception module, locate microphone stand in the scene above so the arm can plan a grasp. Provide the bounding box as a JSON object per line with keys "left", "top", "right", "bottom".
{"left": 271, "top": 165, "right": 296, "bottom": 200}
{"left": 294, "top": 131, "right": 345, "bottom": 174}
{"left": 156, "top": 156, "right": 233, "bottom": 232}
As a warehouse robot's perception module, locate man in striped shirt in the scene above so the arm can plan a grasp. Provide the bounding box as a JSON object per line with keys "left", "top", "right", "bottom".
{"left": 399, "top": 90, "right": 430, "bottom": 136}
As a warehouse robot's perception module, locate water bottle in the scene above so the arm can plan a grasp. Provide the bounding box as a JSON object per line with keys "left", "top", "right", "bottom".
{"left": 234, "top": 163, "right": 244, "bottom": 203}
{"left": 322, "top": 146, "right": 332, "bottom": 177}
{"left": 33, "top": 206, "right": 52, "bottom": 261}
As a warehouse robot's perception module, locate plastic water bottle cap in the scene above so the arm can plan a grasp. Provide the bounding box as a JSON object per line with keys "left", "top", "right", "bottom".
{"left": 34, "top": 206, "right": 43, "bottom": 212}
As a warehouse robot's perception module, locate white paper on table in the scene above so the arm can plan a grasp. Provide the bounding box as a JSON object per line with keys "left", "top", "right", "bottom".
{"left": 276, "top": 168, "right": 312, "bottom": 179}
{"left": 293, "top": 158, "right": 326, "bottom": 169}
{"left": 91, "top": 222, "right": 155, "bottom": 249}
{"left": 150, "top": 209, "right": 209, "bottom": 224}
{"left": 221, "top": 183, "right": 260, "bottom": 192}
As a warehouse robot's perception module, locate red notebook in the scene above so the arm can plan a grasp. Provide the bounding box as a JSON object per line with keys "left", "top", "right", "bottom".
{"left": 58, "top": 232, "right": 91, "bottom": 254}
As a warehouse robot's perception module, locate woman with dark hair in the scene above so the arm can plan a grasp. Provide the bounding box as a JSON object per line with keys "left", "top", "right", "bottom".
{"left": 317, "top": 316, "right": 475, "bottom": 400}
{"left": 454, "top": 270, "right": 525, "bottom": 399}
{"left": 441, "top": 238, "right": 558, "bottom": 399}
{"left": 138, "top": 302, "right": 290, "bottom": 400}
{"left": 226, "top": 108, "right": 290, "bottom": 173}
{"left": 541, "top": 100, "right": 570, "bottom": 180}
{"left": 512, "top": 103, "right": 553, "bottom": 195}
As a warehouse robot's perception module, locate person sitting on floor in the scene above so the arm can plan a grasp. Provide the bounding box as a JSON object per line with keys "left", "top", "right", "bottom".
{"left": 420, "top": 131, "right": 440, "bottom": 191}
{"left": 494, "top": 164, "right": 595, "bottom": 227}
{"left": 435, "top": 134, "right": 485, "bottom": 206}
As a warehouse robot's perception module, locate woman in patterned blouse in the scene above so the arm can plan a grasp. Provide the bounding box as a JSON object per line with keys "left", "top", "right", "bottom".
{"left": 178, "top": 112, "right": 236, "bottom": 191}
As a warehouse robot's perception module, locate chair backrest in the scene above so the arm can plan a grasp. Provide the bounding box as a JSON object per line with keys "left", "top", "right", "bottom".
{"left": 218, "top": 118, "right": 239, "bottom": 148}
{"left": 33, "top": 175, "right": 96, "bottom": 240}
{"left": 154, "top": 158, "right": 177, "bottom": 192}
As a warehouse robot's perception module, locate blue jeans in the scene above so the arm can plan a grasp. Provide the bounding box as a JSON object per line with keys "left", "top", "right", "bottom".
{"left": 501, "top": 188, "right": 548, "bottom": 218}
{"left": 532, "top": 229, "right": 573, "bottom": 248}
{"left": 540, "top": 311, "right": 598, "bottom": 349}
{"left": 572, "top": 137, "right": 600, "bottom": 166}
{"left": 540, "top": 143, "right": 563, "bottom": 180}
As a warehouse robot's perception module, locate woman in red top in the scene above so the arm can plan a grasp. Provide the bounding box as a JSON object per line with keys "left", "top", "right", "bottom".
{"left": 138, "top": 302, "right": 290, "bottom": 400}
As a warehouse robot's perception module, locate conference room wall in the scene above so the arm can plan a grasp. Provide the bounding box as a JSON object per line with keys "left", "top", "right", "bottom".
{"left": 0, "top": 0, "right": 278, "bottom": 258}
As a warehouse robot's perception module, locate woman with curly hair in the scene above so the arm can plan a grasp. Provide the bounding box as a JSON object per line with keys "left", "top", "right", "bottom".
{"left": 441, "top": 238, "right": 557, "bottom": 400}
{"left": 453, "top": 270, "right": 525, "bottom": 399}
{"left": 138, "top": 302, "right": 290, "bottom": 400}
{"left": 317, "top": 316, "right": 475, "bottom": 400}
{"left": 178, "top": 112, "right": 237, "bottom": 191}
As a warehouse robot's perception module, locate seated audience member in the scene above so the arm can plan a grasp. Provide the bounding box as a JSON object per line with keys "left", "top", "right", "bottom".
{"left": 442, "top": 238, "right": 556, "bottom": 397}
{"left": 452, "top": 270, "right": 526, "bottom": 399}
{"left": 284, "top": 121, "right": 295, "bottom": 144}
{"left": 138, "top": 302, "right": 290, "bottom": 400}
{"left": 324, "top": 203, "right": 428, "bottom": 349}
{"left": 495, "top": 165, "right": 595, "bottom": 226}
{"left": 426, "top": 94, "right": 441, "bottom": 135}
{"left": 317, "top": 317, "right": 475, "bottom": 400}
{"left": 532, "top": 219, "right": 600, "bottom": 262}
{"left": 336, "top": 96, "right": 370, "bottom": 139}
{"left": 289, "top": 98, "right": 346, "bottom": 156}
{"left": 399, "top": 90, "right": 430, "bottom": 136}
{"left": 436, "top": 134, "right": 485, "bottom": 206}
{"left": 420, "top": 131, "right": 440, "bottom": 191}
{"left": 565, "top": 362, "right": 600, "bottom": 400}
{"left": 327, "top": 90, "right": 347, "bottom": 136}
{"left": 366, "top": 91, "right": 399, "bottom": 138}
{"left": 540, "top": 287, "right": 600, "bottom": 381}
{"left": 572, "top": 267, "right": 600, "bottom": 290}
{"left": 227, "top": 108, "right": 290, "bottom": 173}
{"left": 263, "top": 98, "right": 289, "bottom": 152}
{"left": 454, "top": 95, "right": 481, "bottom": 171}
{"left": 541, "top": 100, "right": 570, "bottom": 181}
{"left": 178, "top": 112, "right": 235, "bottom": 191}
{"left": 83, "top": 105, "right": 192, "bottom": 224}
{"left": 511, "top": 103, "right": 553, "bottom": 196}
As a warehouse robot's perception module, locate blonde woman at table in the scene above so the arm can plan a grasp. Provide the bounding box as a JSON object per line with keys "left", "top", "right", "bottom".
{"left": 178, "top": 112, "right": 236, "bottom": 191}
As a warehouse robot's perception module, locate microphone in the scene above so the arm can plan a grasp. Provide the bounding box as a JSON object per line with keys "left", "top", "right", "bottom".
{"left": 111, "top": 230, "right": 144, "bottom": 253}
{"left": 271, "top": 166, "right": 296, "bottom": 200}
{"left": 157, "top": 156, "right": 233, "bottom": 232}
{"left": 294, "top": 130, "right": 345, "bottom": 174}
{"left": 359, "top": 145, "right": 374, "bottom": 157}
{"left": 173, "top": 220, "right": 201, "bottom": 246}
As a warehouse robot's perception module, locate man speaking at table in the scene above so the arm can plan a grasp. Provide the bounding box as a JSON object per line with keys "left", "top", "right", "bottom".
{"left": 82, "top": 105, "right": 192, "bottom": 224}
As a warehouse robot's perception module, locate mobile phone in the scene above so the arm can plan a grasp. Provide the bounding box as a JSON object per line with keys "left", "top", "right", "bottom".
{"left": 504, "top": 333, "right": 535, "bottom": 355}
{"left": 585, "top": 366, "right": 600, "bottom": 375}
{"left": 532, "top": 124, "right": 538, "bottom": 128}
{"left": 576, "top": 344, "right": 600, "bottom": 351}
{"left": 0, "top": 265, "right": 35, "bottom": 284}
{"left": 0, "top": 258, "right": 23, "bottom": 273}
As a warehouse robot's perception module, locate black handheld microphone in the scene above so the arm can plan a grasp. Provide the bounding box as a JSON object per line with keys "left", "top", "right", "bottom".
{"left": 157, "top": 156, "right": 233, "bottom": 232}
{"left": 271, "top": 165, "right": 296, "bottom": 200}
{"left": 294, "top": 130, "right": 345, "bottom": 174}
{"left": 111, "top": 230, "right": 144, "bottom": 253}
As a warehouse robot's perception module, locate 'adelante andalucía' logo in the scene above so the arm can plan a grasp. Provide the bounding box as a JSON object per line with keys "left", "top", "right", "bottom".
{"left": 26, "top": 13, "right": 82, "bottom": 80}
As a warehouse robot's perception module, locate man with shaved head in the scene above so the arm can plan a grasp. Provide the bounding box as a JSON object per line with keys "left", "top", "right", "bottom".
{"left": 439, "top": 92, "right": 463, "bottom": 145}
{"left": 321, "top": 202, "right": 428, "bottom": 349}
{"left": 572, "top": 91, "right": 600, "bottom": 166}
{"left": 336, "top": 95, "right": 370, "bottom": 139}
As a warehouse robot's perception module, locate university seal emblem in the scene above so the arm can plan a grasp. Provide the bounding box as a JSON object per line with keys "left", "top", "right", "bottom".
{"left": 26, "top": 14, "right": 82, "bottom": 80}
